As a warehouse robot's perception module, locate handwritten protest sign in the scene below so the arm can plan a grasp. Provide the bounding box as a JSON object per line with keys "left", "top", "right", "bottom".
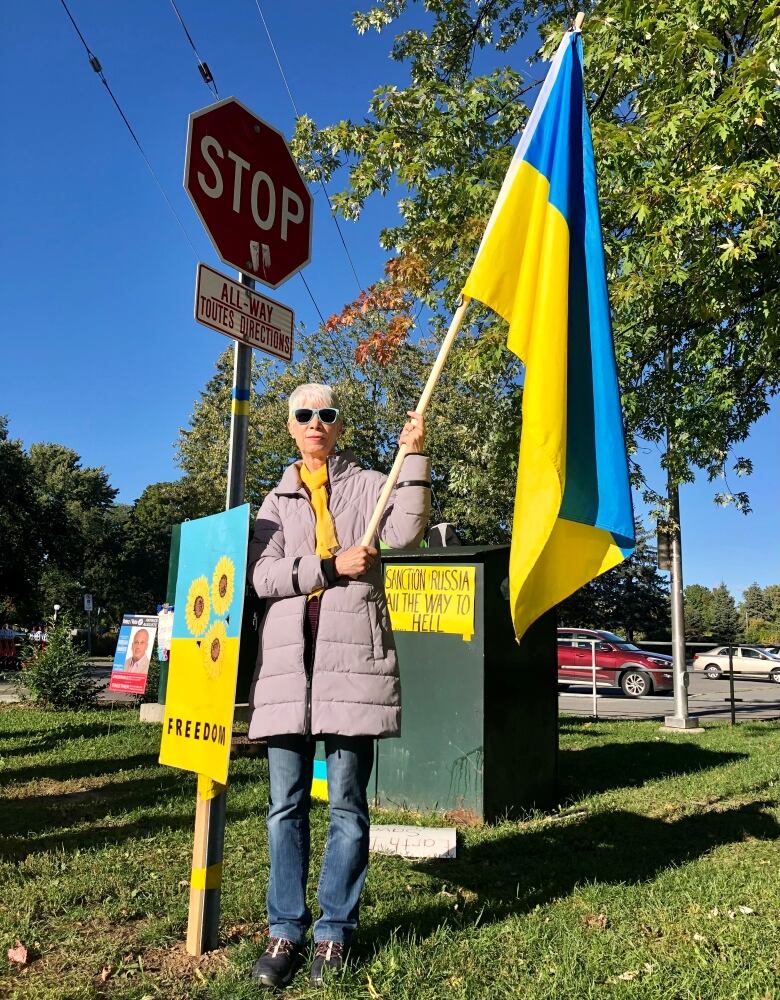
{"left": 384, "top": 564, "right": 476, "bottom": 641}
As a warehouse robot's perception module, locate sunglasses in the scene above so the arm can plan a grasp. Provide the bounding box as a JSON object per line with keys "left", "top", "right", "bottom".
{"left": 292, "top": 407, "right": 340, "bottom": 425}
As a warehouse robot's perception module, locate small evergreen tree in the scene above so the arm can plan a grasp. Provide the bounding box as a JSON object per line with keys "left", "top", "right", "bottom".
{"left": 708, "top": 584, "right": 741, "bottom": 642}
{"left": 740, "top": 582, "right": 772, "bottom": 622}
{"left": 764, "top": 585, "right": 780, "bottom": 625}
{"left": 684, "top": 584, "right": 714, "bottom": 638}
{"left": 18, "top": 614, "right": 99, "bottom": 709}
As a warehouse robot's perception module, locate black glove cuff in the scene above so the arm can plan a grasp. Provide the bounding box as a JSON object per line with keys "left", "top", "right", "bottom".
{"left": 321, "top": 556, "right": 339, "bottom": 585}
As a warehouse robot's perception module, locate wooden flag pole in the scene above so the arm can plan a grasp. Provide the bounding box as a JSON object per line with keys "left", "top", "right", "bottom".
{"left": 573, "top": 11, "right": 585, "bottom": 30}
{"left": 361, "top": 295, "right": 471, "bottom": 546}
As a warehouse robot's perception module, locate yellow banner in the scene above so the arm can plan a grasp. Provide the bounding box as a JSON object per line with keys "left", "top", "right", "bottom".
{"left": 385, "top": 564, "right": 476, "bottom": 642}
{"left": 159, "top": 506, "right": 249, "bottom": 785}
{"left": 160, "top": 636, "right": 239, "bottom": 784}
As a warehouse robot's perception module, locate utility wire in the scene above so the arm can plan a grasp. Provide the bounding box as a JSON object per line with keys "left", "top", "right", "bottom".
{"left": 57, "top": 0, "right": 199, "bottom": 258}
{"left": 168, "top": 0, "right": 220, "bottom": 99}
{"left": 299, "top": 273, "right": 327, "bottom": 327}
{"left": 254, "top": 0, "right": 364, "bottom": 296}
{"left": 253, "top": 0, "right": 451, "bottom": 407}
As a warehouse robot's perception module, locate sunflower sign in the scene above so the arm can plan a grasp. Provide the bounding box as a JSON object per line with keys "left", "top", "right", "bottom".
{"left": 159, "top": 504, "right": 250, "bottom": 784}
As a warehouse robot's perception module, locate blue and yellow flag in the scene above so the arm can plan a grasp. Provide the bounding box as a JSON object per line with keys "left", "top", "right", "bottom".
{"left": 462, "top": 28, "right": 635, "bottom": 641}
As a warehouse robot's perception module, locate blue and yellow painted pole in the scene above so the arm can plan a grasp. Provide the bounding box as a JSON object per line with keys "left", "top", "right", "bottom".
{"left": 186, "top": 273, "right": 254, "bottom": 956}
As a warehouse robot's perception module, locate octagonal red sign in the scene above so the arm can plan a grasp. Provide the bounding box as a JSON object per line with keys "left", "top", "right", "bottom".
{"left": 184, "top": 97, "right": 313, "bottom": 289}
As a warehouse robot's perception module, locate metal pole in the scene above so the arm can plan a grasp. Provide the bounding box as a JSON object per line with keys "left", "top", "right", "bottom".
{"left": 187, "top": 271, "right": 254, "bottom": 956}
{"left": 591, "top": 640, "right": 598, "bottom": 719}
{"left": 225, "top": 280, "right": 253, "bottom": 508}
{"left": 663, "top": 345, "right": 700, "bottom": 731}
{"left": 727, "top": 644, "right": 737, "bottom": 726}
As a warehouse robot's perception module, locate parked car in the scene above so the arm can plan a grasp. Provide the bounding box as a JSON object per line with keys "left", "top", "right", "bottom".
{"left": 759, "top": 645, "right": 780, "bottom": 657}
{"left": 0, "top": 627, "right": 26, "bottom": 671}
{"left": 557, "top": 628, "right": 674, "bottom": 697}
{"left": 692, "top": 646, "right": 780, "bottom": 683}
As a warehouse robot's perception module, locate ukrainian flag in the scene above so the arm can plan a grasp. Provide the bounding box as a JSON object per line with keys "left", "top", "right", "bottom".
{"left": 462, "top": 27, "right": 635, "bottom": 641}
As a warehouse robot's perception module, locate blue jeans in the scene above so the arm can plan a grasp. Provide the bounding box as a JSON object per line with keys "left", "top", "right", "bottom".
{"left": 265, "top": 734, "right": 374, "bottom": 944}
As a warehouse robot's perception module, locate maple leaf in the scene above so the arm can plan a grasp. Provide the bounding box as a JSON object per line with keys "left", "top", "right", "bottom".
{"left": 7, "top": 942, "right": 28, "bottom": 965}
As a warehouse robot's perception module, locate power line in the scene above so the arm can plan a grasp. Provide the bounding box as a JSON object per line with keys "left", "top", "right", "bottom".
{"left": 168, "top": 0, "right": 219, "bottom": 100}
{"left": 57, "top": 0, "right": 199, "bottom": 259}
{"left": 253, "top": 0, "right": 452, "bottom": 404}
{"left": 299, "top": 275, "right": 356, "bottom": 371}
{"left": 298, "top": 273, "right": 327, "bottom": 326}
{"left": 253, "top": 0, "right": 365, "bottom": 296}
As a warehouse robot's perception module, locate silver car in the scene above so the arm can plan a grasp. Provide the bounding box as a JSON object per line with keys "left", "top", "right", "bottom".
{"left": 692, "top": 645, "right": 780, "bottom": 683}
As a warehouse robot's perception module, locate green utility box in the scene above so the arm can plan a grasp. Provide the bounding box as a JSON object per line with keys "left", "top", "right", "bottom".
{"left": 375, "top": 545, "right": 558, "bottom": 821}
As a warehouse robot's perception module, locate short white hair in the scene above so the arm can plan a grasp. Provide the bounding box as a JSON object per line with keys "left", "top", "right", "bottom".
{"left": 288, "top": 382, "right": 338, "bottom": 416}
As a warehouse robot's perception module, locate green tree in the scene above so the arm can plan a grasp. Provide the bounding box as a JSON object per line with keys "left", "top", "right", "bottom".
{"left": 17, "top": 613, "right": 98, "bottom": 710}
{"left": 764, "top": 584, "right": 780, "bottom": 623}
{"left": 740, "top": 581, "right": 772, "bottom": 621}
{"left": 293, "top": 0, "right": 780, "bottom": 516}
{"left": 0, "top": 417, "right": 43, "bottom": 621}
{"left": 683, "top": 583, "right": 714, "bottom": 638}
{"left": 558, "top": 521, "right": 669, "bottom": 639}
{"left": 27, "top": 443, "right": 122, "bottom": 622}
{"left": 122, "top": 480, "right": 208, "bottom": 612}
{"left": 708, "top": 582, "right": 740, "bottom": 641}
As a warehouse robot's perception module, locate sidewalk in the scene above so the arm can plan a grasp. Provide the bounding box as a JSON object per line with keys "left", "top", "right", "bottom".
{"left": 0, "top": 660, "right": 139, "bottom": 705}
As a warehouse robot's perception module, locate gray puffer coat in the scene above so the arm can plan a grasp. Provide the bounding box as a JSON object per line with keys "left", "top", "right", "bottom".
{"left": 247, "top": 450, "right": 431, "bottom": 739}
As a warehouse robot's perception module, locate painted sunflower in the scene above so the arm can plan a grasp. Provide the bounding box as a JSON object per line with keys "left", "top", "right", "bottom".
{"left": 185, "top": 576, "right": 210, "bottom": 636}
{"left": 202, "top": 619, "right": 227, "bottom": 681}
{"left": 211, "top": 555, "right": 235, "bottom": 617}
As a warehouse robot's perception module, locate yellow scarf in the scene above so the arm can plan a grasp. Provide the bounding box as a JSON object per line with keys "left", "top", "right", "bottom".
{"left": 299, "top": 463, "right": 339, "bottom": 597}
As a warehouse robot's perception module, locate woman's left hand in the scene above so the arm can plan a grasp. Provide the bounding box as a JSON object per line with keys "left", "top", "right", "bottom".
{"left": 399, "top": 411, "right": 425, "bottom": 454}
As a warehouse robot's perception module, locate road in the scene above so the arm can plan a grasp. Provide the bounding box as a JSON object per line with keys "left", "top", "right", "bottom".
{"left": 560, "top": 670, "right": 780, "bottom": 722}
{"left": 3, "top": 666, "right": 779, "bottom": 724}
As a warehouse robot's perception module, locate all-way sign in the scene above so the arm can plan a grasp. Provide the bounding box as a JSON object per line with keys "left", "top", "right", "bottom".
{"left": 194, "top": 263, "right": 294, "bottom": 361}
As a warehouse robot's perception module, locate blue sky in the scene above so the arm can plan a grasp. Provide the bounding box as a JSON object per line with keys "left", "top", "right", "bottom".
{"left": 1, "top": 2, "right": 777, "bottom": 599}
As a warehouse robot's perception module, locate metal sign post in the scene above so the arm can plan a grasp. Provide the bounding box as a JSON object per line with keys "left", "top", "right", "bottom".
{"left": 727, "top": 644, "right": 737, "bottom": 726}
{"left": 663, "top": 346, "right": 701, "bottom": 732}
{"left": 84, "top": 594, "right": 93, "bottom": 655}
{"left": 590, "top": 640, "right": 598, "bottom": 720}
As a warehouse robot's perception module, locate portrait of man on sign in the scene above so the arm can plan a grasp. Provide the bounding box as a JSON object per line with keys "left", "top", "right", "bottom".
{"left": 124, "top": 627, "right": 151, "bottom": 674}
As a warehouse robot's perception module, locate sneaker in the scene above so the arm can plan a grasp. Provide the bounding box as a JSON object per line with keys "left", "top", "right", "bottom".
{"left": 310, "top": 940, "right": 345, "bottom": 985}
{"left": 251, "top": 937, "right": 302, "bottom": 989}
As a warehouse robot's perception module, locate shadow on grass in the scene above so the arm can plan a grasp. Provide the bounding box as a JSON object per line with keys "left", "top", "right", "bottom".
{"left": 558, "top": 740, "right": 745, "bottom": 798}
{"left": 0, "top": 761, "right": 260, "bottom": 860}
{"left": 358, "top": 801, "right": 780, "bottom": 955}
{"left": 1, "top": 751, "right": 165, "bottom": 787}
{"left": 0, "top": 720, "right": 130, "bottom": 758}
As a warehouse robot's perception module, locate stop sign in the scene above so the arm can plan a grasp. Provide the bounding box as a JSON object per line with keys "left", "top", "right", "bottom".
{"left": 184, "top": 97, "right": 313, "bottom": 289}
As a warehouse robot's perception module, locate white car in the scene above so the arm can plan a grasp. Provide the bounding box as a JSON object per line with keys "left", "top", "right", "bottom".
{"left": 693, "top": 645, "right": 780, "bottom": 683}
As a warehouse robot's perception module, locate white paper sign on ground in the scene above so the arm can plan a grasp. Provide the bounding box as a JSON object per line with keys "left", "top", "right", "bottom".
{"left": 369, "top": 825, "right": 456, "bottom": 859}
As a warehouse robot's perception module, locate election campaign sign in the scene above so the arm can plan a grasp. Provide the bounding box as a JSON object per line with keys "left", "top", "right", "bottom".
{"left": 159, "top": 504, "right": 250, "bottom": 785}
{"left": 108, "top": 614, "right": 159, "bottom": 695}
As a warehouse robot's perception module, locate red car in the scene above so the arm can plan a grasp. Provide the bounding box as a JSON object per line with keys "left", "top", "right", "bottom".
{"left": 557, "top": 628, "right": 674, "bottom": 697}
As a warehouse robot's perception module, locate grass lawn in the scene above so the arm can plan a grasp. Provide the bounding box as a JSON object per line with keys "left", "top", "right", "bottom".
{"left": 1, "top": 706, "right": 779, "bottom": 999}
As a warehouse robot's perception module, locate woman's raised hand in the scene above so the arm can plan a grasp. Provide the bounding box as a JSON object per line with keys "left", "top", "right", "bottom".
{"left": 399, "top": 410, "right": 425, "bottom": 454}
{"left": 334, "top": 545, "right": 378, "bottom": 579}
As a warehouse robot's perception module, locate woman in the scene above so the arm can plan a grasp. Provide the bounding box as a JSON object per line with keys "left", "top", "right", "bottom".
{"left": 248, "top": 382, "right": 430, "bottom": 988}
